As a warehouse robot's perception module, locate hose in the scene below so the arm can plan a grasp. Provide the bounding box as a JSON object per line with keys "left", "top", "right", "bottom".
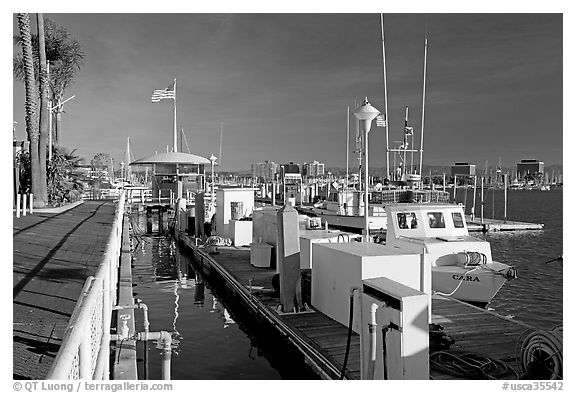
{"left": 516, "top": 328, "right": 563, "bottom": 379}
{"left": 430, "top": 350, "right": 518, "bottom": 379}
{"left": 340, "top": 291, "right": 355, "bottom": 379}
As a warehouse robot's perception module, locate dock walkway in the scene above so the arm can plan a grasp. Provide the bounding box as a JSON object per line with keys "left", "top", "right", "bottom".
{"left": 181, "top": 238, "right": 535, "bottom": 380}
{"left": 13, "top": 200, "right": 119, "bottom": 380}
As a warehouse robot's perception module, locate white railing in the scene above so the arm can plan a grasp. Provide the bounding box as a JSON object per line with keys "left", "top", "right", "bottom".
{"left": 47, "top": 191, "right": 126, "bottom": 379}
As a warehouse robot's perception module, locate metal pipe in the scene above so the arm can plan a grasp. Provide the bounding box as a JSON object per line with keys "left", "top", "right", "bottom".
{"left": 481, "top": 177, "right": 484, "bottom": 223}
{"left": 367, "top": 303, "right": 379, "bottom": 379}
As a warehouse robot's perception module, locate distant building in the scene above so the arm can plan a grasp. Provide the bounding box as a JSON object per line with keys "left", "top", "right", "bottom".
{"left": 281, "top": 162, "right": 301, "bottom": 175}
{"left": 516, "top": 159, "right": 544, "bottom": 179}
{"left": 251, "top": 160, "right": 278, "bottom": 181}
{"left": 451, "top": 162, "right": 476, "bottom": 176}
{"left": 305, "top": 160, "right": 325, "bottom": 177}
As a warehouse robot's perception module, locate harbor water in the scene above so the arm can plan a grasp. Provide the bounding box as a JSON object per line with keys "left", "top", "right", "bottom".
{"left": 129, "top": 188, "right": 562, "bottom": 379}
{"left": 458, "top": 188, "right": 563, "bottom": 329}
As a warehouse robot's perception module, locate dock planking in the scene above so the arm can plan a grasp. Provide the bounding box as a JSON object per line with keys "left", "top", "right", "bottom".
{"left": 181, "top": 235, "right": 534, "bottom": 380}
{"left": 13, "top": 200, "right": 119, "bottom": 380}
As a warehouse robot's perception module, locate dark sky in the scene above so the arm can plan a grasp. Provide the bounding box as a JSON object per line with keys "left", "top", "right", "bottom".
{"left": 12, "top": 13, "right": 563, "bottom": 171}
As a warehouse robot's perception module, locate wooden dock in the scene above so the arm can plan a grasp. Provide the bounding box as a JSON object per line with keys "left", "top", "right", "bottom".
{"left": 13, "top": 200, "right": 119, "bottom": 380}
{"left": 179, "top": 237, "right": 537, "bottom": 380}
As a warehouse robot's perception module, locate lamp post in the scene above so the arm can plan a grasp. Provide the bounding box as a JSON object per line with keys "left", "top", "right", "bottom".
{"left": 353, "top": 98, "right": 381, "bottom": 243}
{"left": 209, "top": 154, "right": 217, "bottom": 205}
{"left": 120, "top": 161, "right": 125, "bottom": 190}
{"left": 48, "top": 95, "right": 76, "bottom": 161}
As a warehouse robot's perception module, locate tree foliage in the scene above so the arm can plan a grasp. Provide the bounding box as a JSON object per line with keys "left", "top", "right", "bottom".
{"left": 13, "top": 18, "right": 85, "bottom": 101}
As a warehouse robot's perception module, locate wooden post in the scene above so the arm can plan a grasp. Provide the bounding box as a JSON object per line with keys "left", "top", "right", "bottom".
{"left": 16, "top": 194, "right": 21, "bottom": 218}
{"left": 22, "top": 194, "right": 27, "bottom": 216}
{"left": 29, "top": 193, "right": 33, "bottom": 214}
{"left": 146, "top": 207, "right": 152, "bottom": 234}
{"left": 276, "top": 204, "right": 302, "bottom": 313}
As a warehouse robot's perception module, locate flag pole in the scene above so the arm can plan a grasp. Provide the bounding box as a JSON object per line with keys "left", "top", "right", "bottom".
{"left": 173, "top": 78, "right": 177, "bottom": 152}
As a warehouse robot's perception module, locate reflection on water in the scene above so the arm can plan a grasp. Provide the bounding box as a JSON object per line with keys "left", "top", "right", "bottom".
{"left": 130, "top": 234, "right": 281, "bottom": 380}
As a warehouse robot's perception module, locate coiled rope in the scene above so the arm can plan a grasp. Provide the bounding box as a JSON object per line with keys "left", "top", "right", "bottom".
{"left": 204, "top": 236, "right": 232, "bottom": 247}
{"left": 430, "top": 350, "right": 519, "bottom": 379}
{"left": 516, "top": 327, "right": 563, "bottom": 379}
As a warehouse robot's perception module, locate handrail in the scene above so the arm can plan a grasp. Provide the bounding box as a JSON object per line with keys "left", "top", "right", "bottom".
{"left": 47, "top": 191, "right": 126, "bottom": 379}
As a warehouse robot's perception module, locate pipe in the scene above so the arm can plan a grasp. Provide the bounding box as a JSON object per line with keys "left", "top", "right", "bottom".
{"left": 366, "top": 303, "right": 379, "bottom": 379}
{"left": 114, "top": 300, "right": 150, "bottom": 379}
{"left": 111, "top": 330, "right": 172, "bottom": 380}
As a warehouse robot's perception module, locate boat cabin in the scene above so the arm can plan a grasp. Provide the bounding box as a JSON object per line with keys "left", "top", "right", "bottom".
{"left": 385, "top": 203, "right": 494, "bottom": 266}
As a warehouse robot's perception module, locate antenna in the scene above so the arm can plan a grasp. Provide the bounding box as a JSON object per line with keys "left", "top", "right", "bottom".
{"left": 219, "top": 122, "right": 223, "bottom": 167}
{"left": 418, "top": 32, "right": 428, "bottom": 184}
{"left": 381, "top": 13, "right": 391, "bottom": 180}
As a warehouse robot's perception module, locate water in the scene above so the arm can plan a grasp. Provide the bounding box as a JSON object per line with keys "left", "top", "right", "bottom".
{"left": 130, "top": 235, "right": 283, "bottom": 379}
{"left": 129, "top": 189, "right": 562, "bottom": 379}
{"left": 456, "top": 188, "right": 563, "bottom": 329}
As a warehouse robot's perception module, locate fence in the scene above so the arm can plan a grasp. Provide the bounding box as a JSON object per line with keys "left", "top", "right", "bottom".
{"left": 46, "top": 191, "right": 126, "bottom": 379}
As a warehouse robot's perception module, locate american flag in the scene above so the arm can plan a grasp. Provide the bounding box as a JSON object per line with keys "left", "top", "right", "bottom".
{"left": 376, "top": 115, "right": 387, "bottom": 127}
{"left": 151, "top": 82, "right": 175, "bottom": 102}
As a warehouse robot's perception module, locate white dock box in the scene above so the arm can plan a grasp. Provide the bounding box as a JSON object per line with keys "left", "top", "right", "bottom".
{"left": 311, "top": 242, "right": 427, "bottom": 333}
{"left": 299, "top": 230, "right": 343, "bottom": 270}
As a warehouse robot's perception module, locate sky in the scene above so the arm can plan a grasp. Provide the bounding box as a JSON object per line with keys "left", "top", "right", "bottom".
{"left": 10, "top": 10, "right": 565, "bottom": 173}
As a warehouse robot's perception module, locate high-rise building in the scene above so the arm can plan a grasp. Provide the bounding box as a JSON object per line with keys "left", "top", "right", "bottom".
{"left": 251, "top": 160, "right": 278, "bottom": 181}
{"left": 306, "top": 160, "right": 325, "bottom": 177}
{"left": 516, "top": 159, "right": 544, "bottom": 179}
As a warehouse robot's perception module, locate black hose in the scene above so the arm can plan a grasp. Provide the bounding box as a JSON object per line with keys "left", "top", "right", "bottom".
{"left": 340, "top": 293, "right": 355, "bottom": 379}
{"left": 382, "top": 326, "right": 389, "bottom": 380}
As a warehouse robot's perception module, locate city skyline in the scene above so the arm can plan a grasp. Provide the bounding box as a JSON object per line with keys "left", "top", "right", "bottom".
{"left": 12, "top": 13, "right": 563, "bottom": 172}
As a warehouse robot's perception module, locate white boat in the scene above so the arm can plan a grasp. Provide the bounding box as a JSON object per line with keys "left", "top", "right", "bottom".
{"left": 384, "top": 203, "right": 517, "bottom": 306}
{"left": 308, "top": 187, "right": 450, "bottom": 233}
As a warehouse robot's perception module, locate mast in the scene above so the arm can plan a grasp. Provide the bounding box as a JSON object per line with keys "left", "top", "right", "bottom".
{"left": 219, "top": 122, "right": 223, "bottom": 167}
{"left": 381, "top": 14, "right": 391, "bottom": 180}
{"left": 125, "top": 137, "right": 132, "bottom": 183}
{"left": 173, "top": 78, "right": 177, "bottom": 152}
{"left": 346, "top": 106, "right": 350, "bottom": 190}
{"left": 418, "top": 36, "right": 428, "bottom": 183}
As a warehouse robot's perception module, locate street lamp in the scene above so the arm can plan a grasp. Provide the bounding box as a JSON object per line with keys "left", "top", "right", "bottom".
{"left": 120, "top": 161, "right": 125, "bottom": 190}
{"left": 353, "top": 97, "right": 380, "bottom": 243}
{"left": 209, "top": 154, "right": 217, "bottom": 205}
{"left": 48, "top": 95, "right": 76, "bottom": 161}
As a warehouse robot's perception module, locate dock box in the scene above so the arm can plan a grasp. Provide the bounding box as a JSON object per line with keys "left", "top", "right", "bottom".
{"left": 311, "top": 242, "right": 427, "bottom": 333}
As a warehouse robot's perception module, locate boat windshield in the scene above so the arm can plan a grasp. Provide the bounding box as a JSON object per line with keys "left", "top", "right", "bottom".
{"left": 427, "top": 212, "right": 446, "bottom": 228}
{"left": 452, "top": 212, "right": 465, "bottom": 228}
{"left": 397, "top": 212, "right": 418, "bottom": 229}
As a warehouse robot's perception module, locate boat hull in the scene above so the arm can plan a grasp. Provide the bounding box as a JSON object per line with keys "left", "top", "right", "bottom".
{"left": 432, "top": 263, "right": 513, "bottom": 306}
{"left": 310, "top": 208, "right": 388, "bottom": 232}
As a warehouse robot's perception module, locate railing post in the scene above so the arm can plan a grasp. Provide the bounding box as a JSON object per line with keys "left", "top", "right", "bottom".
{"left": 22, "top": 194, "right": 27, "bottom": 216}
{"left": 79, "top": 334, "right": 91, "bottom": 378}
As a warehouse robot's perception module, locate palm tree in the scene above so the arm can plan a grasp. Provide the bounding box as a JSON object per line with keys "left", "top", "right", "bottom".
{"left": 13, "top": 18, "right": 84, "bottom": 145}
{"left": 37, "top": 13, "right": 49, "bottom": 206}
{"left": 16, "top": 13, "right": 42, "bottom": 206}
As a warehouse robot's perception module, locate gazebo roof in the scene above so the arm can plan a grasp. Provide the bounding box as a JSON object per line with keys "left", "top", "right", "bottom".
{"left": 129, "top": 151, "right": 211, "bottom": 165}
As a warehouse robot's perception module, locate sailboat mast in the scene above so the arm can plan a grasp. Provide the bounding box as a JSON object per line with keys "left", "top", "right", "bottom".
{"left": 418, "top": 36, "right": 428, "bottom": 183}
{"left": 346, "top": 106, "right": 350, "bottom": 190}
{"left": 219, "top": 122, "right": 223, "bottom": 166}
{"left": 381, "top": 13, "right": 391, "bottom": 180}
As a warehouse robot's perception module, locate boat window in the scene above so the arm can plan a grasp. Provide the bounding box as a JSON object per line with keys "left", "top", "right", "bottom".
{"left": 397, "top": 212, "right": 418, "bottom": 229}
{"left": 452, "top": 212, "right": 465, "bottom": 228}
{"left": 427, "top": 212, "right": 445, "bottom": 228}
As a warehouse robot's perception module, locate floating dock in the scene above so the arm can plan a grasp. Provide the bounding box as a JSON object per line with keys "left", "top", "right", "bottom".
{"left": 465, "top": 216, "right": 544, "bottom": 232}
{"left": 179, "top": 237, "right": 542, "bottom": 380}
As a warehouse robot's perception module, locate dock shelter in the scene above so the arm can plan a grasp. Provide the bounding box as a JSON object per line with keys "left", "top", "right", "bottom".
{"left": 129, "top": 151, "right": 211, "bottom": 201}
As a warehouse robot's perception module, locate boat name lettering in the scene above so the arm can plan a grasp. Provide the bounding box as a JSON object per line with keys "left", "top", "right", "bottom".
{"left": 452, "top": 274, "right": 480, "bottom": 282}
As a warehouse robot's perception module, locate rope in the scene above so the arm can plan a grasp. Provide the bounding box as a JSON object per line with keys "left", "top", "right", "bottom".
{"left": 430, "top": 350, "right": 518, "bottom": 379}
{"left": 204, "top": 236, "right": 232, "bottom": 247}
{"left": 516, "top": 327, "right": 563, "bottom": 379}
